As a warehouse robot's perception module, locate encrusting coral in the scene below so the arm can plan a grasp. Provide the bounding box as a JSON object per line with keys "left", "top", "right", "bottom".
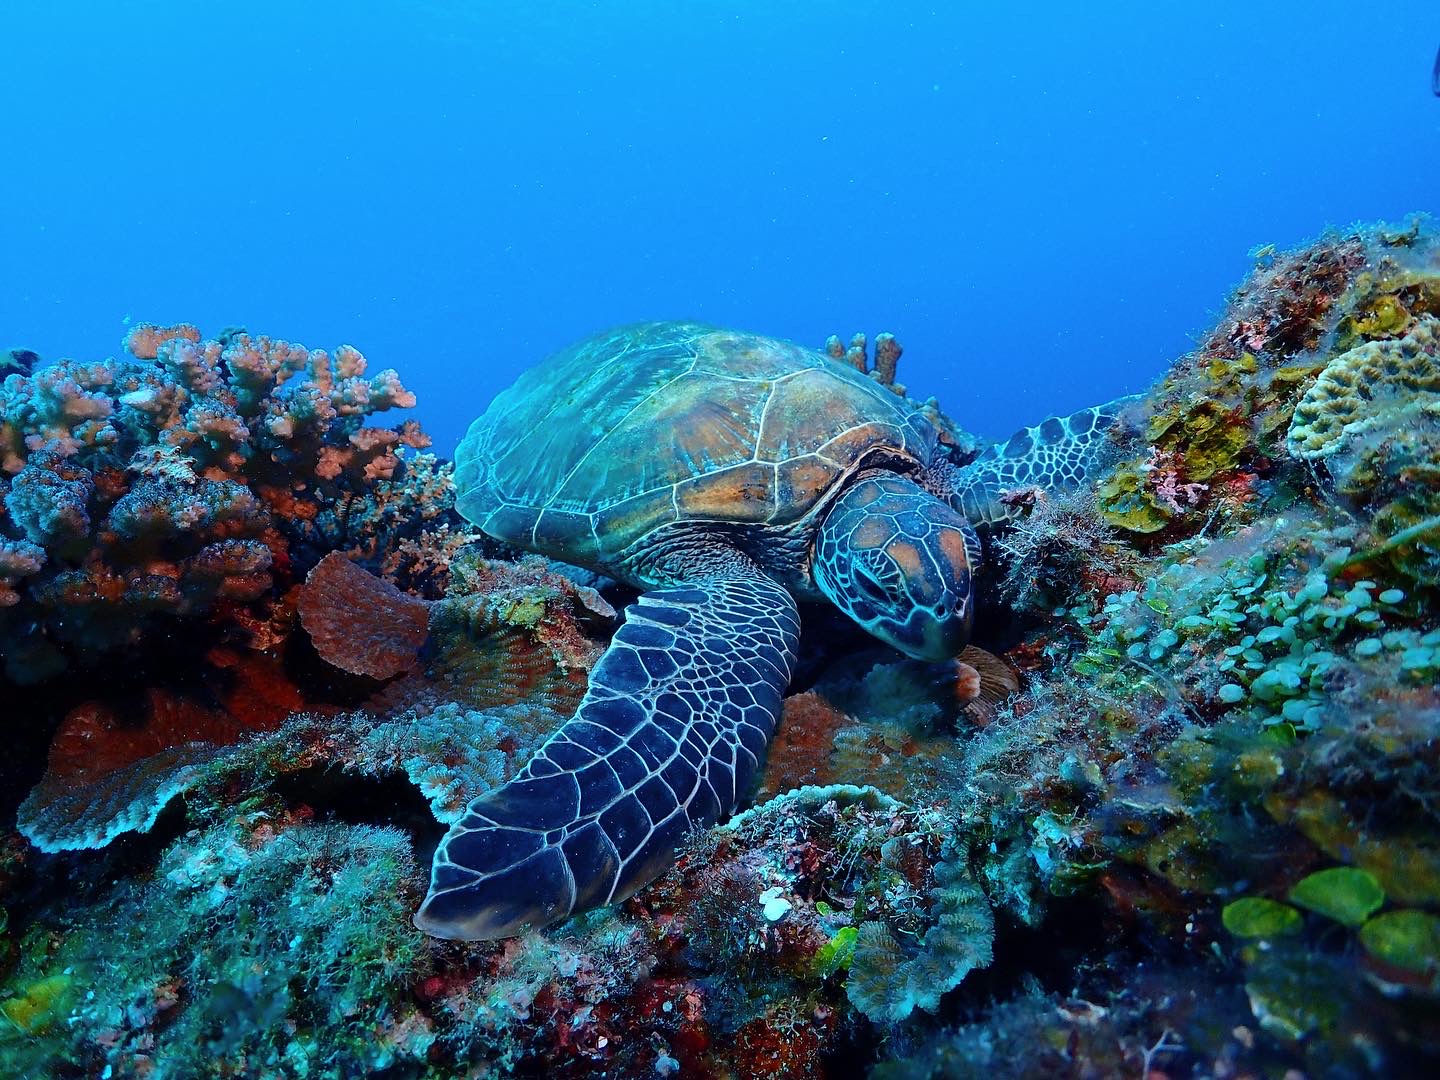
{"left": 15, "top": 547, "right": 611, "bottom": 852}
{"left": 2, "top": 220, "right": 1440, "bottom": 1078}
{"left": 1287, "top": 315, "right": 1440, "bottom": 461}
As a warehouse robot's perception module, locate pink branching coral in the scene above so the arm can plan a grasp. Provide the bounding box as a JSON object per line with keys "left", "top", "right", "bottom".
{"left": 0, "top": 323, "right": 432, "bottom": 682}
{"left": 1143, "top": 446, "right": 1208, "bottom": 514}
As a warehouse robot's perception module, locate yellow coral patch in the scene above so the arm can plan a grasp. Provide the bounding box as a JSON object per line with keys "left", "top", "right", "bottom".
{"left": 0, "top": 974, "right": 72, "bottom": 1035}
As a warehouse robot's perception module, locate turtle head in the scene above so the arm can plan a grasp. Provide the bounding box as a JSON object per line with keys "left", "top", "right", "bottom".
{"left": 813, "top": 474, "right": 977, "bottom": 661}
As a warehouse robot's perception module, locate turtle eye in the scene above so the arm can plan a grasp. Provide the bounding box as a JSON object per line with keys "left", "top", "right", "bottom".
{"left": 853, "top": 567, "right": 890, "bottom": 604}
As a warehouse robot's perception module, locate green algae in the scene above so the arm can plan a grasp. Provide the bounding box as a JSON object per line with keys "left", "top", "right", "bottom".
{"left": 1242, "top": 949, "right": 1351, "bottom": 1044}
{"left": 813, "top": 926, "right": 857, "bottom": 978}
{"left": 1286, "top": 867, "right": 1385, "bottom": 926}
{"left": 1359, "top": 910, "right": 1440, "bottom": 977}
{"left": 1222, "top": 897, "right": 1302, "bottom": 938}
{"left": 0, "top": 973, "right": 72, "bottom": 1035}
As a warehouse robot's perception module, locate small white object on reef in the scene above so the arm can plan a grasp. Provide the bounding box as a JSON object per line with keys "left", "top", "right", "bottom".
{"left": 759, "top": 885, "right": 793, "bottom": 922}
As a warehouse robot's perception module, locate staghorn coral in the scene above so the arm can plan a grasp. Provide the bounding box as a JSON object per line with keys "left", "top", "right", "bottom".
{"left": 0, "top": 537, "right": 43, "bottom": 608}
{"left": 825, "top": 330, "right": 903, "bottom": 387}
{"left": 323, "top": 451, "right": 483, "bottom": 594}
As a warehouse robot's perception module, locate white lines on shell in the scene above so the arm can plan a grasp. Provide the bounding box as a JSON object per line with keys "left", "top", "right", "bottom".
{"left": 537, "top": 361, "right": 698, "bottom": 513}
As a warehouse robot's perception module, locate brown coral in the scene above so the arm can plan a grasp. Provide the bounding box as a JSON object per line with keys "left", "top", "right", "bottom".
{"left": 757, "top": 691, "right": 850, "bottom": 799}
{"left": 1204, "top": 236, "right": 1367, "bottom": 360}
{"left": 16, "top": 650, "right": 303, "bottom": 851}
{"left": 298, "top": 553, "right": 431, "bottom": 679}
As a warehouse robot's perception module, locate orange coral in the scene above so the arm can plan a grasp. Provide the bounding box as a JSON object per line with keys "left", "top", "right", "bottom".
{"left": 121, "top": 322, "right": 201, "bottom": 361}
{"left": 298, "top": 553, "right": 431, "bottom": 679}
{"left": 375, "top": 596, "right": 594, "bottom": 719}
{"left": 729, "top": 1008, "right": 828, "bottom": 1077}
{"left": 757, "top": 691, "right": 848, "bottom": 798}
{"left": 16, "top": 650, "right": 303, "bottom": 851}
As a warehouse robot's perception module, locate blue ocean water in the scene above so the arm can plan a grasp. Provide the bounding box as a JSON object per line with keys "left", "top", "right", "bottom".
{"left": 2, "top": 1, "right": 1437, "bottom": 454}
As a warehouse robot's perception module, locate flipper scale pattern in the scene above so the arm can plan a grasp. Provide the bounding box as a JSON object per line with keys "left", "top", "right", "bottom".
{"left": 415, "top": 561, "right": 800, "bottom": 939}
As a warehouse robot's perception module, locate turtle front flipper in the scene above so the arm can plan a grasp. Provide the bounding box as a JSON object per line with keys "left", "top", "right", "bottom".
{"left": 951, "top": 395, "right": 1145, "bottom": 530}
{"left": 414, "top": 558, "right": 800, "bottom": 940}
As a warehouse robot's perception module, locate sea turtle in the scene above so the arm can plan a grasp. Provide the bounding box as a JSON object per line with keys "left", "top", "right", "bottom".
{"left": 416, "top": 321, "right": 1132, "bottom": 939}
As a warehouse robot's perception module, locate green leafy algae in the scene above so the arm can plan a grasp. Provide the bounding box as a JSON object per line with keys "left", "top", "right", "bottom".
{"left": 1287, "top": 867, "right": 1385, "bottom": 926}
{"left": 1222, "top": 897, "right": 1302, "bottom": 938}
{"left": 1359, "top": 910, "right": 1440, "bottom": 976}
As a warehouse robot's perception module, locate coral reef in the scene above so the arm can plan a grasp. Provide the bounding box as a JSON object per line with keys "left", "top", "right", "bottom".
{"left": 15, "top": 549, "right": 609, "bottom": 851}
{"left": 1286, "top": 315, "right": 1440, "bottom": 461}
{"left": 0, "top": 323, "right": 456, "bottom": 685}
{"left": 298, "top": 552, "right": 432, "bottom": 678}
{"left": 3, "top": 220, "right": 1439, "bottom": 1077}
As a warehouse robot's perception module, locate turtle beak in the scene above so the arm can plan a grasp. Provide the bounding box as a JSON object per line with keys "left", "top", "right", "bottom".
{"left": 882, "top": 518, "right": 974, "bottom": 660}
{"left": 896, "top": 566, "right": 972, "bottom": 661}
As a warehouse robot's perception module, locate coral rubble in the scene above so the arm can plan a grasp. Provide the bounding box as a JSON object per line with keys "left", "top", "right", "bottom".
{"left": 3, "top": 220, "right": 1440, "bottom": 1077}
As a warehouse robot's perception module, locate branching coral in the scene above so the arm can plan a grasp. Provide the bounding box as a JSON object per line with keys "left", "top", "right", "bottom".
{"left": 0, "top": 322, "right": 434, "bottom": 682}
{"left": 823, "top": 330, "right": 978, "bottom": 458}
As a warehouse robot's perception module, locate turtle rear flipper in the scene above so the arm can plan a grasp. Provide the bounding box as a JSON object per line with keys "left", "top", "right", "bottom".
{"left": 415, "top": 554, "right": 800, "bottom": 940}
{"left": 952, "top": 394, "right": 1145, "bottom": 530}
